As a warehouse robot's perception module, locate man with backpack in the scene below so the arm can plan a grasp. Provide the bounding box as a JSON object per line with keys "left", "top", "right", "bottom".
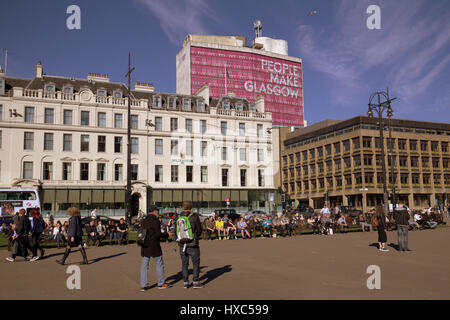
{"left": 139, "top": 205, "right": 170, "bottom": 291}
{"left": 394, "top": 200, "right": 411, "bottom": 252}
{"left": 176, "top": 201, "right": 203, "bottom": 289}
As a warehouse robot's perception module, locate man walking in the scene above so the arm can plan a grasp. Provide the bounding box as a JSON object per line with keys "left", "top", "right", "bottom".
{"left": 394, "top": 200, "right": 411, "bottom": 252}
{"left": 140, "top": 205, "right": 169, "bottom": 291}
{"left": 177, "top": 201, "right": 203, "bottom": 289}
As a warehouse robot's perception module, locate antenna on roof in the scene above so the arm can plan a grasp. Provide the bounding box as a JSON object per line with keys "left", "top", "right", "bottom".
{"left": 253, "top": 20, "right": 262, "bottom": 38}
{"left": 2, "top": 48, "right": 7, "bottom": 75}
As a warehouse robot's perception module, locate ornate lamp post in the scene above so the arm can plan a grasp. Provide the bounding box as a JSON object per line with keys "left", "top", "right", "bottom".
{"left": 367, "top": 89, "right": 396, "bottom": 214}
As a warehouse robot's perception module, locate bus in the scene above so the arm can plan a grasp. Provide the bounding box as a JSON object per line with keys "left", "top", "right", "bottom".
{"left": 0, "top": 188, "right": 41, "bottom": 217}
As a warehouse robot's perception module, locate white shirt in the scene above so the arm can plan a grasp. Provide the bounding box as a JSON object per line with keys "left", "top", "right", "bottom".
{"left": 52, "top": 226, "right": 60, "bottom": 236}
{"left": 320, "top": 207, "right": 330, "bottom": 215}
{"left": 414, "top": 214, "right": 422, "bottom": 222}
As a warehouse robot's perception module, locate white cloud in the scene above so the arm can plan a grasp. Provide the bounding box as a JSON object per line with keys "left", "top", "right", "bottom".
{"left": 136, "top": 0, "right": 219, "bottom": 45}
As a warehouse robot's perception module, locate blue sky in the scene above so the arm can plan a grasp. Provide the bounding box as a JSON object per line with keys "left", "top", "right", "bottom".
{"left": 1, "top": 0, "right": 449, "bottom": 125}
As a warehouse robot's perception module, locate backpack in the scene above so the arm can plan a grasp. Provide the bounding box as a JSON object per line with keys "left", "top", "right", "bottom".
{"left": 371, "top": 214, "right": 379, "bottom": 227}
{"left": 176, "top": 213, "right": 194, "bottom": 244}
{"left": 136, "top": 226, "right": 149, "bottom": 247}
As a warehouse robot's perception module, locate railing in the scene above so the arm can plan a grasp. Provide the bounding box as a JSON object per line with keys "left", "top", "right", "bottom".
{"left": 23, "top": 89, "right": 39, "bottom": 98}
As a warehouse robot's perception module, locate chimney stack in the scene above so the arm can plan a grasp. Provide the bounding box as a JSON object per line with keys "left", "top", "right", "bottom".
{"left": 36, "top": 61, "right": 43, "bottom": 78}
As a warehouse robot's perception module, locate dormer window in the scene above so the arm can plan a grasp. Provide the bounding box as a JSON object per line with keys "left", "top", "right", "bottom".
{"left": 153, "top": 95, "right": 162, "bottom": 108}
{"left": 249, "top": 103, "right": 256, "bottom": 112}
{"left": 222, "top": 99, "right": 230, "bottom": 110}
{"left": 44, "top": 83, "right": 55, "bottom": 92}
{"left": 63, "top": 85, "right": 73, "bottom": 94}
{"left": 113, "top": 89, "right": 123, "bottom": 98}
{"left": 197, "top": 99, "right": 205, "bottom": 112}
{"left": 235, "top": 101, "right": 243, "bottom": 111}
{"left": 182, "top": 98, "right": 191, "bottom": 111}
{"left": 97, "top": 88, "right": 107, "bottom": 97}
{"left": 168, "top": 97, "right": 177, "bottom": 110}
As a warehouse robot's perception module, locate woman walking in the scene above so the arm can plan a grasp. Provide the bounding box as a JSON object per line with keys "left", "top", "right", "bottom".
{"left": 56, "top": 207, "right": 88, "bottom": 265}
{"left": 30, "top": 208, "right": 45, "bottom": 261}
{"left": 375, "top": 205, "right": 389, "bottom": 252}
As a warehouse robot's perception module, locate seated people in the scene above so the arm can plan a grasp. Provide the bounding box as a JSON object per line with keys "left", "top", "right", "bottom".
{"left": 236, "top": 217, "right": 251, "bottom": 239}
{"left": 337, "top": 214, "right": 348, "bottom": 233}
{"left": 116, "top": 218, "right": 128, "bottom": 245}
{"left": 85, "top": 220, "right": 98, "bottom": 246}
{"left": 225, "top": 218, "right": 237, "bottom": 240}
{"left": 358, "top": 213, "right": 372, "bottom": 232}
{"left": 261, "top": 216, "right": 273, "bottom": 237}
{"left": 215, "top": 216, "right": 225, "bottom": 240}
{"left": 108, "top": 220, "right": 118, "bottom": 245}
{"left": 204, "top": 216, "right": 215, "bottom": 240}
{"left": 96, "top": 220, "right": 106, "bottom": 246}
{"left": 312, "top": 214, "right": 322, "bottom": 235}
{"left": 306, "top": 216, "right": 315, "bottom": 229}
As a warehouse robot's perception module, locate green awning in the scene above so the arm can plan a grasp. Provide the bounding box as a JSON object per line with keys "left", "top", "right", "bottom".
{"left": 68, "top": 190, "right": 80, "bottom": 203}
{"left": 183, "top": 190, "right": 192, "bottom": 201}
{"left": 239, "top": 190, "right": 248, "bottom": 202}
{"left": 212, "top": 190, "right": 221, "bottom": 202}
{"left": 43, "top": 189, "right": 55, "bottom": 203}
{"left": 104, "top": 190, "right": 115, "bottom": 203}
{"left": 202, "top": 190, "right": 211, "bottom": 201}
{"left": 115, "top": 190, "right": 125, "bottom": 203}
{"left": 80, "top": 190, "right": 91, "bottom": 203}
{"left": 92, "top": 190, "right": 103, "bottom": 203}
{"left": 173, "top": 190, "right": 182, "bottom": 202}
{"left": 152, "top": 190, "right": 161, "bottom": 202}
{"left": 56, "top": 190, "right": 68, "bottom": 203}
{"left": 162, "top": 190, "right": 172, "bottom": 202}
{"left": 231, "top": 190, "right": 239, "bottom": 201}
{"left": 193, "top": 190, "right": 201, "bottom": 201}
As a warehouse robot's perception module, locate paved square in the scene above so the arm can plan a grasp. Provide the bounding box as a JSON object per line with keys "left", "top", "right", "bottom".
{"left": 1, "top": 227, "right": 449, "bottom": 300}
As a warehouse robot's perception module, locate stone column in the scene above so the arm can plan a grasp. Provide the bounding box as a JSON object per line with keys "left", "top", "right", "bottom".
{"left": 342, "top": 194, "right": 348, "bottom": 206}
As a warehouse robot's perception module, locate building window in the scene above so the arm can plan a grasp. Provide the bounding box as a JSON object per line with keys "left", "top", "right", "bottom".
{"left": 258, "top": 169, "right": 265, "bottom": 187}
{"left": 131, "top": 164, "right": 138, "bottom": 180}
{"left": 201, "top": 141, "right": 207, "bottom": 157}
{"left": 44, "top": 108, "right": 54, "bottom": 124}
{"left": 239, "top": 123, "right": 245, "bottom": 136}
{"left": 0, "top": 105, "right": 2, "bottom": 120}
{"left": 222, "top": 168, "right": 228, "bottom": 186}
{"left": 182, "top": 98, "right": 191, "bottom": 111}
{"left": 64, "top": 110, "right": 73, "bottom": 125}
{"left": 186, "top": 119, "right": 193, "bottom": 133}
{"left": 240, "top": 148, "right": 246, "bottom": 161}
{"left": 221, "top": 121, "right": 227, "bottom": 135}
{"left": 170, "top": 118, "right": 178, "bottom": 131}
{"left": 200, "top": 120, "right": 207, "bottom": 134}
{"left": 410, "top": 140, "right": 417, "bottom": 150}
{"left": 44, "top": 133, "right": 53, "bottom": 151}
{"left": 168, "top": 97, "right": 177, "bottom": 110}
{"left": 81, "top": 111, "right": 90, "bottom": 126}
{"left": 114, "top": 164, "right": 123, "bottom": 181}
{"left": 24, "top": 132, "right": 34, "bottom": 150}
{"left": 114, "top": 137, "right": 123, "bottom": 153}
{"left": 131, "top": 137, "right": 139, "bottom": 154}
{"left": 398, "top": 139, "right": 406, "bottom": 150}
{"left": 43, "top": 162, "right": 53, "bottom": 180}
{"left": 23, "top": 161, "right": 33, "bottom": 179}
{"left": 257, "top": 124, "right": 263, "bottom": 138}
{"left": 197, "top": 99, "right": 205, "bottom": 112}
{"left": 114, "top": 114, "right": 123, "bottom": 128}
{"left": 352, "top": 138, "right": 360, "bottom": 149}
{"left": 98, "top": 112, "right": 106, "bottom": 127}
{"left": 222, "top": 100, "right": 230, "bottom": 110}
{"left": 153, "top": 95, "right": 162, "bottom": 108}
{"left": 98, "top": 135, "right": 106, "bottom": 152}
{"left": 0, "top": 130, "right": 2, "bottom": 149}
{"left": 420, "top": 141, "right": 428, "bottom": 151}
{"left": 80, "top": 135, "right": 89, "bottom": 152}
{"left": 257, "top": 149, "right": 264, "bottom": 162}
{"left": 240, "top": 169, "right": 246, "bottom": 187}
{"left": 186, "top": 166, "right": 193, "bottom": 182}
{"left": 131, "top": 115, "right": 139, "bottom": 129}
{"left": 155, "top": 117, "right": 162, "bottom": 131}
{"left": 334, "top": 142, "right": 341, "bottom": 153}
{"left": 62, "top": 162, "right": 72, "bottom": 180}
{"left": 97, "top": 89, "right": 107, "bottom": 97}
{"left": 24, "top": 107, "right": 34, "bottom": 123}
{"left": 186, "top": 140, "right": 193, "bottom": 156}
{"left": 201, "top": 166, "right": 208, "bottom": 182}
{"left": 97, "top": 163, "right": 106, "bottom": 181}
{"left": 63, "top": 134, "right": 72, "bottom": 151}
{"left": 113, "top": 90, "right": 122, "bottom": 98}
{"left": 171, "top": 165, "right": 178, "bottom": 182}
{"left": 80, "top": 163, "right": 89, "bottom": 180}
{"left": 155, "top": 139, "right": 163, "bottom": 155}
{"left": 171, "top": 140, "right": 178, "bottom": 156}
{"left": 222, "top": 147, "right": 227, "bottom": 161}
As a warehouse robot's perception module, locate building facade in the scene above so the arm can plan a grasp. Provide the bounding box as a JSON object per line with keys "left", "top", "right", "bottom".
{"left": 281, "top": 116, "right": 450, "bottom": 211}
{"left": 176, "top": 34, "right": 304, "bottom": 127}
{"left": 0, "top": 63, "right": 281, "bottom": 218}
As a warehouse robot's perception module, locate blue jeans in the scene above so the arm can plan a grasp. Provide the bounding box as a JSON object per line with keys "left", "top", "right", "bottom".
{"left": 140, "top": 256, "right": 165, "bottom": 288}
{"left": 427, "top": 221, "right": 437, "bottom": 229}
{"left": 109, "top": 232, "right": 118, "bottom": 244}
{"left": 180, "top": 246, "right": 200, "bottom": 284}
{"left": 397, "top": 225, "right": 409, "bottom": 250}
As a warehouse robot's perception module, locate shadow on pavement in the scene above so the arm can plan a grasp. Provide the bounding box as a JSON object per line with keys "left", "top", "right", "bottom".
{"left": 388, "top": 243, "right": 401, "bottom": 251}
{"left": 89, "top": 252, "right": 127, "bottom": 264}
{"left": 199, "top": 265, "right": 232, "bottom": 285}
{"left": 165, "top": 266, "right": 208, "bottom": 287}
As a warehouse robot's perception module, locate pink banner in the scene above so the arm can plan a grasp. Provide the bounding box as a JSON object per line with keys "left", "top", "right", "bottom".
{"left": 190, "top": 47, "right": 304, "bottom": 127}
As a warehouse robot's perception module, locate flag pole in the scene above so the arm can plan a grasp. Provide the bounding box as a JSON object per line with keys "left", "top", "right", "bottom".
{"left": 224, "top": 63, "right": 227, "bottom": 96}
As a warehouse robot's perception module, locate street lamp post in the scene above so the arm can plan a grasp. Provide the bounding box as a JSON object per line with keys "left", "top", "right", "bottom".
{"left": 125, "top": 53, "right": 135, "bottom": 225}
{"left": 367, "top": 89, "right": 396, "bottom": 215}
